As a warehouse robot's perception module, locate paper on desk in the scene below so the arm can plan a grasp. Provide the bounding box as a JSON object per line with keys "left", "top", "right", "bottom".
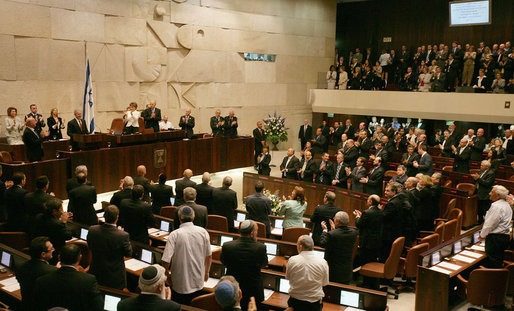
{"left": 452, "top": 255, "right": 475, "bottom": 263}
{"left": 460, "top": 250, "right": 482, "bottom": 258}
{"left": 264, "top": 289, "right": 274, "bottom": 300}
{"left": 204, "top": 277, "right": 219, "bottom": 289}
{"left": 97, "top": 212, "right": 104, "bottom": 218}
{"left": 211, "top": 245, "right": 221, "bottom": 252}
{"left": 470, "top": 245, "right": 485, "bottom": 252}
{"left": 0, "top": 277, "right": 17, "bottom": 287}
{"left": 234, "top": 221, "right": 240, "bottom": 228}
{"left": 429, "top": 266, "right": 452, "bottom": 274}
{"left": 148, "top": 228, "right": 159, "bottom": 234}
{"left": 3, "top": 283, "right": 19, "bottom": 292}
{"left": 152, "top": 231, "right": 168, "bottom": 237}
{"left": 125, "top": 259, "right": 149, "bottom": 271}
{"left": 437, "top": 262, "right": 461, "bottom": 270}
{"left": 267, "top": 255, "right": 275, "bottom": 262}
{"left": 271, "top": 228, "right": 283, "bottom": 235}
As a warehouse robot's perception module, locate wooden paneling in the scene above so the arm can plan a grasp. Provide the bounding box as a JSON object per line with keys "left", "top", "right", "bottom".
{"left": 0, "top": 140, "right": 70, "bottom": 162}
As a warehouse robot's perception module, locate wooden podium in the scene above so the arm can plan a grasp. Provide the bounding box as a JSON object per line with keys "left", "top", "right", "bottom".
{"left": 73, "top": 133, "right": 104, "bottom": 150}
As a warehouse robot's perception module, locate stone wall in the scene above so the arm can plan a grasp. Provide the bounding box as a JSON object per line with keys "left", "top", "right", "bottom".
{"left": 0, "top": 0, "right": 336, "bottom": 149}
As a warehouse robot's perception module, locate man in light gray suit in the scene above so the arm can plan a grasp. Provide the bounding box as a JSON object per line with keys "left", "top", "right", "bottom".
{"left": 344, "top": 157, "right": 367, "bottom": 193}
{"left": 413, "top": 145, "right": 433, "bottom": 175}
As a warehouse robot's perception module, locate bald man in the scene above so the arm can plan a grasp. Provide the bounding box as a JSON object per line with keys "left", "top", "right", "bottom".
{"left": 133, "top": 165, "right": 151, "bottom": 203}
{"left": 179, "top": 109, "right": 195, "bottom": 139}
{"left": 175, "top": 169, "right": 197, "bottom": 207}
{"left": 141, "top": 100, "right": 161, "bottom": 133}
{"left": 224, "top": 110, "right": 238, "bottom": 138}
{"left": 22, "top": 118, "right": 48, "bottom": 162}
{"left": 280, "top": 148, "right": 300, "bottom": 180}
{"left": 452, "top": 138, "right": 471, "bottom": 173}
{"left": 212, "top": 176, "right": 238, "bottom": 232}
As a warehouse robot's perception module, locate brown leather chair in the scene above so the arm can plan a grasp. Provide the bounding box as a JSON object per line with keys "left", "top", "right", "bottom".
{"left": 443, "top": 180, "right": 452, "bottom": 188}
{"left": 0, "top": 151, "right": 15, "bottom": 164}
{"left": 447, "top": 208, "right": 462, "bottom": 235}
{"left": 160, "top": 206, "right": 177, "bottom": 220}
{"left": 109, "top": 118, "right": 125, "bottom": 133}
{"left": 138, "top": 117, "right": 145, "bottom": 133}
{"left": 442, "top": 166, "right": 453, "bottom": 171}
{"left": 505, "top": 263, "right": 514, "bottom": 296}
{"left": 419, "top": 222, "right": 444, "bottom": 245}
{"left": 442, "top": 219, "right": 458, "bottom": 243}
{"left": 397, "top": 242, "right": 430, "bottom": 291}
{"left": 418, "top": 233, "right": 440, "bottom": 249}
{"left": 510, "top": 175, "right": 514, "bottom": 182}
{"left": 143, "top": 128, "right": 154, "bottom": 134}
{"left": 191, "top": 292, "right": 223, "bottom": 311}
{"left": 67, "top": 240, "right": 92, "bottom": 272}
{"left": 0, "top": 232, "right": 30, "bottom": 252}
{"left": 254, "top": 221, "right": 266, "bottom": 238}
{"left": 281, "top": 227, "right": 310, "bottom": 257}
{"left": 384, "top": 170, "right": 397, "bottom": 177}
{"left": 360, "top": 237, "right": 405, "bottom": 299}
{"left": 202, "top": 133, "right": 212, "bottom": 138}
{"left": 457, "top": 268, "right": 509, "bottom": 308}
{"left": 456, "top": 182, "right": 475, "bottom": 196}
{"left": 207, "top": 215, "right": 229, "bottom": 232}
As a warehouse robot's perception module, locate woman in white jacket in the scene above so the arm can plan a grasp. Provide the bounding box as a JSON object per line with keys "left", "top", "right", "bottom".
{"left": 418, "top": 67, "right": 432, "bottom": 92}
{"left": 123, "top": 102, "right": 141, "bottom": 134}
{"left": 337, "top": 66, "right": 348, "bottom": 90}
{"left": 326, "top": 65, "right": 337, "bottom": 89}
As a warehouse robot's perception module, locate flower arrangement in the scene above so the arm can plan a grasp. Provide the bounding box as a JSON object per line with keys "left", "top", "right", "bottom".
{"left": 263, "top": 112, "right": 289, "bottom": 146}
{"left": 263, "top": 189, "right": 283, "bottom": 215}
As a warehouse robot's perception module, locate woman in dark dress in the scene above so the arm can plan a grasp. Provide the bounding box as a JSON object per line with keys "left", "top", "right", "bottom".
{"left": 47, "top": 108, "right": 65, "bottom": 140}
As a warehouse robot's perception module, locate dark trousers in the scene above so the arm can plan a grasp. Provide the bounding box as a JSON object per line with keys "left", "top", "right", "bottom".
{"left": 171, "top": 289, "right": 203, "bottom": 305}
{"left": 124, "top": 126, "right": 139, "bottom": 134}
{"left": 485, "top": 234, "right": 510, "bottom": 268}
{"left": 477, "top": 199, "right": 491, "bottom": 224}
{"left": 254, "top": 147, "right": 262, "bottom": 167}
{"left": 288, "top": 297, "right": 322, "bottom": 311}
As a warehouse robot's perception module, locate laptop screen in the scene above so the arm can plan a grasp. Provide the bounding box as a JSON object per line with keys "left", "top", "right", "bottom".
{"left": 220, "top": 236, "right": 233, "bottom": 246}
{"left": 141, "top": 249, "right": 152, "bottom": 264}
{"left": 236, "top": 213, "right": 246, "bottom": 222}
{"left": 454, "top": 241, "right": 462, "bottom": 254}
{"left": 278, "top": 278, "right": 290, "bottom": 294}
{"left": 313, "top": 250, "right": 324, "bottom": 259}
{"left": 103, "top": 295, "right": 121, "bottom": 311}
{"left": 431, "top": 252, "right": 441, "bottom": 266}
{"left": 170, "top": 197, "right": 175, "bottom": 206}
{"left": 160, "top": 221, "right": 170, "bottom": 232}
{"left": 264, "top": 243, "right": 278, "bottom": 255}
{"left": 1, "top": 251, "right": 11, "bottom": 268}
{"left": 473, "top": 231, "right": 480, "bottom": 244}
{"left": 274, "top": 219, "right": 283, "bottom": 229}
{"left": 340, "top": 290, "right": 359, "bottom": 308}
{"left": 80, "top": 228, "right": 89, "bottom": 240}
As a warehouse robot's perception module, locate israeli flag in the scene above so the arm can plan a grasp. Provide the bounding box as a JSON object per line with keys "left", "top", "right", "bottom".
{"left": 83, "top": 58, "right": 95, "bottom": 133}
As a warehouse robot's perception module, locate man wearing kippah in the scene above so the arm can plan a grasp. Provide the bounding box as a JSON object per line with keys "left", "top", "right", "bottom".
{"left": 162, "top": 206, "right": 212, "bottom": 305}
{"left": 117, "top": 264, "right": 180, "bottom": 310}
{"left": 214, "top": 276, "right": 248, "bottom": 311}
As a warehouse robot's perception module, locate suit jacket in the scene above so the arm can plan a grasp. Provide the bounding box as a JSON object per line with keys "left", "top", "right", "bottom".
{"left": 356, "top": 206, "right": 383, "bottom": 249}
{"left": 24, "top": 190, "right": 52, "bottom": 219}
{"left": 224, "top": 116, "right": 238, "bottom": 138}
{"left": 312, "top": 134, "right": 327, "bottom": 155}
{"left": 174, "top": 201, "right": 208, "bottom": 229}
{"left": 332, "top": 127, "right": 344, "bottom": 145}
{"left": 374, "top": 148, "right": 389, "bottom": 165}
{"left": 430, "top": 72, "right": 446, "bottom": 92}
{"left": 280, "top": 155, "right": 300, "bottom": 180}
{"left": 299, "top": 158, "right": 317, "bottom": 183}
{"left": 440, "top": 139, "right": 453, "bottom": 157}
{"left": 87, "top": 224, "right": 132, "bottom": 290}
{"left": 178, "top": 115, "right": 195, "bottom": 138}
{"left": 418, "top": 152, "right": 434, "bottom": 175}
{"left": 34, "top": 214, "right": 72, "bottom": 255}
{"left": 391, "top": 174, "right": 408, "bottom": 185}
{"left": 174, "top": 178, "right": 197, "bottom": 207}
{"left": 150, "top": 184, "right": 174, "bottom": 215}
{"left": 257, "top": 153, "right": 271, "bottom": 176}
{"left": 210, "top": 116, "right": 225, "bottom": 136}
{"left": 333, "top": 162, "right": 348, "bottom": 188}
{"left": 134, "top": 175, "right": 151, "bottom": 203}
{"left": 22, "top": 128, "right": 44, "bottom": 162}
{"left": 4, "top": 185, "right": 28, "bottom": 231}
{"left": 475, "top": 169, "right": 496, "bottom": 200}
{"left": 67, "top": 118, "right": 88, "bottom": 151}
{"left": 298, "top": 125, "right": 313, "bottom": 147}
{"left": 358, "top": 137, "right": 373, "bottom": 158}
{"left": 141, "top": 108, "right": 162, "bottom": 132}
{"left": 343, "top": 125, "right": 355, "bottom": 138}
{"left": 25, "top": 113, "right": 45, "bottom": 132}
{"left": 119, "top": 198, "right": 154, "bottom": 245}
{"left": 220, "top": 237, "right": 268, "bottom": 303}
{"left": 109, "top": 188, "right": 132, "bottom": 209}
{"left": 382, "top": 194, "right": 404, "bottom": 244}
{"left": 253, "top": 127, "right": 266, "bottom": 153}
{"left": 343, "top": 146, "right": 359, "bottom": 168}
{"left": 66, "top": 177, "right": 92, "bottom": 196}
{"left": 310, "top": 203, "right": 342, "bottom": 245}
{"left": 194, "top": 183, "right": 214, "bottom": 213}
{"left": 117, "top": 294, "right": 180, "bottom": 311}
{"left": 315, "top": 160, "right": 335, "bottom": 185}
{"left": 414, "top": 187, "right": 436, "bottom": 230}
{"left": 47, "top": 117, "right": 63, "bottom": 139}
{"left": 16, "top": 259, "right": 57, "bottom": 311}
{"left": 470, "top": 136, "right": 486, "bottom": 161}
{"left": 366, "top": 166, "right": 385, "bottom": 195}
{"left": 34, "top": 266, "right": 103, "bottom": 311}
{"left": 453, "top": 146, "right": 471, "bottom": 173}
{"left": 245, "top": 193, "right": 272, "bottom": 236}
{"left": 319, "top": 226, "right": 357, "bottom": 284}
{"left": 68, "top": 184, "right": 98, "bottom": 226}
{"left": 348, "top": 166, "right": 367, "bottom": 193}
{"left": 212, "top": 187, "right": 238, "bottom": 230}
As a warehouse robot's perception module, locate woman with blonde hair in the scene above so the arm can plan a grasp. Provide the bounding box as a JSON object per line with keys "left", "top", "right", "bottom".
{"left": 47, "top": 108, "right": 65, "bottom": 140}
{"left": 5, "top": 107, "right": 25, "bottom": 145}
{"left": 278, "top": 187, "right": 307, "bottom": 228}
{"left": 415, "top": 174, "right": 436, "bottom": 231}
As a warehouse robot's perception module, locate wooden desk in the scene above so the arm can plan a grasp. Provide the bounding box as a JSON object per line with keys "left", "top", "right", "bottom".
{"left": 103, "top": 130, "right": 185, "bottom": 147}
{"left": 73, "top": 133, "right": 104, "bottom": 150}
{"left": 0, "top": 139, "right": 70, "bottom": 162}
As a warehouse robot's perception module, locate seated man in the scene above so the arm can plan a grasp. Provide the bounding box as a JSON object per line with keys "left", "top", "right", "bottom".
{"left": 391, "top": 165, "right": 408, "bottom": 185}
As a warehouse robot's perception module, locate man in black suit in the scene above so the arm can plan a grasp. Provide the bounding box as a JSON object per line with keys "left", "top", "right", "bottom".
{"left": 16, "top": 237, "right": 57, "bottom": 311}
{"left": 245, "top": 181, "right": 272, "bottom": 237}
{"left": 343, "top": 139, "right": 359, "bottom": 168}
{"left": 332, "top": 153, "right": 348, "bottom": 188}
{"left": 311, "top": 128, "right": 327, "bottom": 156}
{"left": 356, "top": 130, "right": 372, "bottom": 159}
{"left": 364, "top": 157, "right": 385, "bottom": 195}
{"left": 344, "top": 157, "right": 367, "bottom": 193}
{"left": 452, "top": 138, "right": 471, "bottom": 173}
{"left": 24, "top": 176, "right": 53, "bottom": 234}
{"left": 210, "top": 109, "right": 225, "bottom": 137}
{"left": 280, "top": 148, "right": 300, "bottom": 180}
{"left": 319, "top": 211, "right": 357, "bottom": 284}
{"left": 391, "top": 165, "right": 408, "bottom": 185}
{"left": 298, "top": 119, "right": 313, "bottom": 150}
{"left": 320, "top": 120, "right": 330, "bottom": 138}
{"left": 224, "top": 110, "right": 238, "bottom": 138}
{"left": 110, "top": 176, "right": 134, "bottom": 209}
{"left": 381, "top": 183, "right": 404, "bottom": 261}
{"left": 370, "top": 141, "right": 389, "bottom": 166}
{"left": 134, "top": 165, "right": 152, "bottom": 203}
{"left": 315, "top": 152, "right": 335, "bottom": 185}
{"left": 257, "top": 146, "right": 272, "bottom": 176}
{"left": 67, "top": 109, "right": 88, "bottom": 151}
{"left": 253, "top": 121, "right": 266, "bottom": 169}
{"left": 438, "top": 130, "right": 454, "bottom": 157}
{"left": 4, "top": 172, "right": 28, "bottom": 232}
{"left": 472, "top": 160, "right": 496, "bottom": 224}
{"left": 178, "top": 108, "right": 195, "bottom": 138}
{"left": 118, "top": 264, "right": 180, "bottom": 311}
{"left": 194, "top": 172, "right": 214, "bottom": 213}
{"left": 68, "top": 172, "right": 97, "bottom": 226}
{"left": 174, "top": 169, "right": 197, "bottom": 207}
{"left": 22, "top": 118, "right": 47, "bottom": 162}
{"left": 332, "top": 122, "right": 344, "bottom": 146}
{"left": 469, "top": 128, "right": 486, "bottom": 161}
{"left": 150, "top": 173, "right": 174, "bottom": 215}
{"left": 119, "top": 185, "right": 155, "bottom": 245}
{"left": 34, "top": 243, "right": 103, "bottom": 311}
{"left": 212, "top": 176, "right": 238, "bottom": 232}
{"left": 342, "top": 119, "right": 354, "bottom": 138}
{"left": 354, "top": 195, "right": 383, "bottom": 265}
{"left": 413, "top": 145, "right": 433, "bottom": 175}
{"left": 141, "top": 100, "right": 162, "bottom": 133}
{"left": 504, "top": 129, "right": 514, "bottom": 155}
{"left": 87, "top": 205, "right": 132, "bottom": 290}
{"left": 430, "top": 67, "right": 446, "bottom": 92}
{"left": 25, "top": 104, "right": 46, "bottom": 133}
{"left": 310, "top": 191, "right": 341, "bottom": 246}
{"left": 66, "top": 165, "right": 91, "bottom": 195}
{"left": 173, "top": 187, "right": 208, "bottom": 229}
{"left": 298, "top": 150, "right": 317, "bottom": 183}
{"left": 220, "top": 220, "right": 268, "bottom": 310}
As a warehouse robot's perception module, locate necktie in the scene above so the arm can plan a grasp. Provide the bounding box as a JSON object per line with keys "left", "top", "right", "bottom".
{"left": 335, "top": 163, "right": 342, "bottom": 180}
{"left": 78, "top": 119, "right": 81, "bottom": 130}
{"left": 259, "top": 129, "right": 262, "bottom": 136}
{"left": 284, "top": 157, "right": 292, "bottom": 177}
{"left": 301, "top": 160, "right": 308, "bottom": 178}
{"left": 320, "top": 162, "right": 326, "bottom": 183}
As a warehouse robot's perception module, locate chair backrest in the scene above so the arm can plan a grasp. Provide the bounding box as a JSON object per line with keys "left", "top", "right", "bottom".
{"left": 191, "top": 293, "right": 223, "bottom": 311}
{"left": 384, "top": 170, "right": 397, "bottom": 177}
{"left": 505, "top": 263, "right": 514, "bottom": 296}
{"left": 138, "top": 117, "right": 145, "bottom": 132}
{"left": 0, "top": 151, "right": 13, "bottom": 163}
{"left": 352, "top": 235, "right": 359, "bottom": 262}
{"left": 434, "top": 223, "right": 445, "bottom": 244}
{"left": 143, "top": 128, "right": 154, "bottom": 134}
{"left": 442, "top": 166, "right": 453, "bottom": 171}
{"left": 203, "top": 133, "right": 212, "bottom": 138}
{"left": 404, "top": 243, "right": 430, "bottom": 278}
{"left": 0, "top": 232, "right": 29, "bottom": 251}
{"left": 254, "top": 221, "right": 266, "bottom": 238}
{"left": 467, "top": 268, "right": 509, "bottom": 307}
{"left": 448, "top": 208, "right": 463, "bottom": 235}
{"left": 160, "top": 206, "right": 177, "bottom": 219}
{"left": 456, "top": 183, "right": 475, "bottom": 196}
{"left": 207, "top": 215, "right": 229, "bottom": 232}
{"left": 419, "top": 233, "right": 440, "bottom": 249}
{"left": 469, "top": 169, "right": 480, "bottom": 175}
{"left": 443, "top": 180, "right": 452, "bottom": 188}
{"left": 442, "top": 219, "right": 458, "bottom": 243}
{"left": 109, "top": 118, "right": 125, "bottom": 133}
{"left": 281, "top": 227, "right": 310, "bottom": 257}
{"left": 68, "top": 240, "right": 92, "bottom": 272}
{"left": 510, "top": 175, "right": 514, "bottom": 182}
{"left": 383, "top": 237, "right": 405, "bottom": 279}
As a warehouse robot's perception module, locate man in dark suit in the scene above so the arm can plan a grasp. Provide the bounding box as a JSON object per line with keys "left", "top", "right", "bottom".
{"left": 87, "top": 205, "right": 132, "bottom": 290}
{"left": 342, "top": 119, "right": 354, "bottom": 139}
{"left": 354, "top": 195, "right": 384, "bottom": 265}
{"left": 22, "top": 118, "right": 47, "bottom": 162}
{"left": 110, "top": 176, "right": 134, "bottom": 209}
{"left": 320, "top": 120, "right": 330, "bottom": 138}
{"left": 452, "top": 138, "right": 471, "bottom": 173}
{"left": 174, "top": 169, "right": 197, "bottom": 207}
{"left": 253, "top": 121, "right": 266, "bottom": 168}
{"left": 310, "top": 191, "right": 341, "bottom": 246}
{"left": 298, "top": 150, "right": 317, "bottom": 183}
{"left": 245, "top": 181, "right": 272, "bottom": 237}
{"left": 67, "top": 109, "right": 88, "bottom": 151}
{"left": 212, "top": 176, "right": 238, "bottom": 232}
{"left": 356, "top": 130, "right": 372, "bottom": 159}
{"left": 257, "top": 146, "right": 272, "bottom": 176}
{"left": 134, "top": 165, "right": 152, "bottom": 203}
{"left": 66, "top": 165, "right": 91, "bottom": 195}
{"left": 141, "top": 100, "right": 162, "bottom": 132}
{"left": 315, "top": 152, "right": 335, "bottom": 185}
{"left": 439, "top": 130, "right": 454, "bottom": 157}
{"left": 343, "top": 139, "right": 359, "bottom": 168}
{"left": 25, "top": 104, "right": 46, "bottom": 133}
{"left": 34, "top": 243, "right": 103, "bottom": 311}
{"left": 391, "top": 165, "right": 408, "bottom": 185}
{"left": 224, "top": 110, "right": 238, "bottom": 138}
{"left": 195, "top": 172, "right": 214, "bottom": 213}
{"left": 345, "top": 157, "right": 367, "bottom": 193}
{"left": 332, "top": 153, "right": 348, "bottom": 188}
{"left": 364, "top": 157, "right": 385, "bottom": 195}
{"left": 319, "top": 211, "right": 357, "bottom": 284}
{"left": 4, "top": 172, "right": 28, "bottom": 232}
{"left": 472, "top": 160, "right": 496, "bottom": 224}
{"left": 370, "top": 141, "right": 389, "bottom": 166}
{"left": 430, "top": 67, "right": 446, "bottom": 92}
{"left": 118, "top": 264, "right": 180, "bottom": 311}
{"left": 280, "top": 148, "right": 300, "bottom": 179}
{"left": 220, "top": 220, "right": 268, "bottom": 311}
{"left": 68, "top": 172, "right": 97, "bottom": 226}
{"left": 414, "top": 145, "right": 433, "bottom": 175}
{"left": 173, "top": 187, "right": 208, "bottom": 229}
{"left": 298, "top": 119, "right": 313, "bottom": 150}
{"left": 469, "top": 128, "right": 486, "bottom": 161}
{"left": 119, "top": 185, "right": 155, "bottom": 245}
{"left": 381, "top": 183, "right": 404, "bottom": 261}
{"left": 210, "top": 109, "right": 225, "bottom": 137}
{"left": 24, "top": 176, "right": 53, "bottom": 235}
{"left": 16, "top": 237, "right": 57, "bottom": 311}
{"left": 311, "top": 128, "right": 327, "bottom": 155}
{"left": 178, "top": 108, "right": 195, "bottom": 138}
{"left": 150, "top": 173, "right": 174, "bottom": 215}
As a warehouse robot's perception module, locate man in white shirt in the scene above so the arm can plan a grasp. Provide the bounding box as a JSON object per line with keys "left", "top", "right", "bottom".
{"left": 462, "top": 129, "right": 475, "bottom": 143}
{"left": 286, "top": 235, "right": 329, "bottom": 311}
{"left": 480, "top": 185, "right": 512, "bottom": 268}
{"left": 158, "top": 115, "right": 174, "bottom": 131}
{"left": 162, "top": 206, "right": 212, "bottom": 304}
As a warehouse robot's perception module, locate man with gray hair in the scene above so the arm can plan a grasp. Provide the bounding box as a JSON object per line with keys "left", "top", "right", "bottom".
{"left": 480, "top": 185, "right": 512, "bottom": 268}
{"left": 118, "top": 264, "right": 180, "bottom": 310}
{"left": 195, "top": 172, "right": 214, "bottom": 212}
{"left": 472, "top": 160, "right": 496, "bottom": 224}
{"left": 286, "top": 235, "right": 329, "bottom": 311}
{"left": 173, "top": 187, "right": 208, "bottom": 229}
{"left": 66, "top": 165, "right": 90, "bottom": 195}
{"left": 110, "top": 176, "right": 134, "bottom": 208}
{"left": 310, "top": 191, "right": 341, "bottom": 245}
{"left": 66, "top": 109, "right": 88, "bottom": 151}
{"left": 175, "top": 169, "right": 197, "bottom": 207}
{"left": 320, "top": 211, "right": 357, "bottom": 284}
{"left": 212, "top": 176, "right": 238, "bottom": 232}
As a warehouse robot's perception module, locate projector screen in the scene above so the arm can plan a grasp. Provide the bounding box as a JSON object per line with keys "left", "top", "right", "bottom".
{"left": 450, "top": 0, "right": 491, "bottom": 26}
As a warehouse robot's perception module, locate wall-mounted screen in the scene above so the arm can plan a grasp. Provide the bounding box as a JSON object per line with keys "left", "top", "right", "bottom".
{"left": 450, "top": 0, "right": 491, "bottom": 26}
